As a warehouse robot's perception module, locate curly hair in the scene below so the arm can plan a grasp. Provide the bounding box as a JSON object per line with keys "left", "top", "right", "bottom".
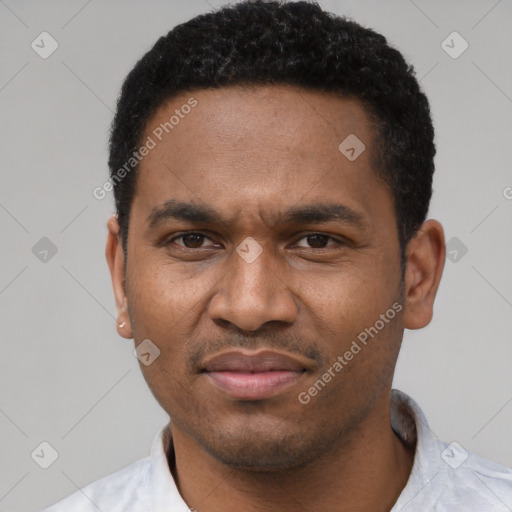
{"left": 109, "top": 0, "right": 435, "bottom": 262}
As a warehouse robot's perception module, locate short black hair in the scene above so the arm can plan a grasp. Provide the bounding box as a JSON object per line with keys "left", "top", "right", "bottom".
{"left": 109, "top": 0, "right": 435, "bottom": 262}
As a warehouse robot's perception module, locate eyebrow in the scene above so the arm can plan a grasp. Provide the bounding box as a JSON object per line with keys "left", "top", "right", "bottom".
{"left": 147, "top": 200, "right": 224, "bottom": 227}
{"left": 146, "top": 200, "right": 366, "bottom": 230}
{"left": 281, "top": 203, "right": 365, "bottom": 227}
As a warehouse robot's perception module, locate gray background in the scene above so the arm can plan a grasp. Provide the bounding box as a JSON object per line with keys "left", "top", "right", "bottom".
{"left": 1, "top": 0, "right": 511, "bottom": 510}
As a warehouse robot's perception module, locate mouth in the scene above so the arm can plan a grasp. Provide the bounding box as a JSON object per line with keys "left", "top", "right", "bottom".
{"left": 201, "top": 350, "right": 309, "bottom": 400}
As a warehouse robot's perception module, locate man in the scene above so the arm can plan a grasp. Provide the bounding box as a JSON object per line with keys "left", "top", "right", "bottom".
{"left": 44, "top": 1, "right": 512, "bottom": 511}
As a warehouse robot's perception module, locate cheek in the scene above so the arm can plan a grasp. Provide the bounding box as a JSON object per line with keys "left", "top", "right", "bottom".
{"left": 127, "top": 255, "right": 210, "bottom": 334}
{"left": 125, "top": 262, "right": 201, "bottom": 409}
{"left": 296, "top": 260, "right": 402, "bottom": 368}
{"left": 125, "top": 256, "right": 223, "bottom": 389}
{"left": 303, "top": 258, "right": 398, "bottom": 317}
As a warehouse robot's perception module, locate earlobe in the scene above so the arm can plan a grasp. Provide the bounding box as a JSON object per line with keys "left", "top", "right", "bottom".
{"left": 403, "top": 220, "right": 446, "bottom": 330}
{"left": 106, "top": 215, "right": 133, "bottom": 339}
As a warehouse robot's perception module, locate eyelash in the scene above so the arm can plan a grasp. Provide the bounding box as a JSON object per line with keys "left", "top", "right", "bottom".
{"left": 165, "top": 231, "right": 344, "bottom": 250}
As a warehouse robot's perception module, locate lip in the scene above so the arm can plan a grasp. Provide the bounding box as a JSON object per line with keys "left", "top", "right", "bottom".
{"left": 202, "top": 350, "right": 308, "bottom": 400}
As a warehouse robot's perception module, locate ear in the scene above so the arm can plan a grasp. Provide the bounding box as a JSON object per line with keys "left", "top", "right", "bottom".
{"left": 403, "top": 219, "right": 446, "bottom": 330}
{"left": 106, "top": 215, "right": 133, "bottom": 339}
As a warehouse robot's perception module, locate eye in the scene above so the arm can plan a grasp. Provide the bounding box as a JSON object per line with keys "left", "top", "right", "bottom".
{"left": 168, "top": 232, "right": 217, "bottom": 249}
{"left": 293, "top": 233, "right": 340, "bottom": 249}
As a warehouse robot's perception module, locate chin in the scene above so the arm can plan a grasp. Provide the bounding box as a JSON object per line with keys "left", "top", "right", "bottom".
{"left": 197, "top": 423, "right": 335, "bottom": 472}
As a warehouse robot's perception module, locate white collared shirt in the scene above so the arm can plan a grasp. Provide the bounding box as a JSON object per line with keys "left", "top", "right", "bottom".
{"left": 42, "top": 389, "right": 512, "bottom": 511}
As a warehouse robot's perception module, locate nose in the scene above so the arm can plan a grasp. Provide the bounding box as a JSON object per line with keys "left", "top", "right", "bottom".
{"left": 208, "top": 243, "right": 298, "bottom": 331}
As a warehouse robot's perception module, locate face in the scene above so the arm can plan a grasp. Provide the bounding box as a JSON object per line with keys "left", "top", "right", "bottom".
{"left": 110, "top": 85, "right": 413, "bottom": 470}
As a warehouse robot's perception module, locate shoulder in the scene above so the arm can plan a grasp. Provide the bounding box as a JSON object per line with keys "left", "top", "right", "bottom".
{"left": 41, "top": 457, "right": 151, "bottom": 512}
{"left": 391, "top": 390, "right": 512, "bottom": 511}
{"left": 433, "top": 438, "right": 512, "bottom": 511}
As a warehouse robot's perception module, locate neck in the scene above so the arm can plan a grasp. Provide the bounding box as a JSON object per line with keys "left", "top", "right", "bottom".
{"left": 169, "top": 395, "right": 415, "bottom": 512}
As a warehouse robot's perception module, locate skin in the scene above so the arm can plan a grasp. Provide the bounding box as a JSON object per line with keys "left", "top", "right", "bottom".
{"left": 106, "top": 85, "right": 445, "bottom": 512}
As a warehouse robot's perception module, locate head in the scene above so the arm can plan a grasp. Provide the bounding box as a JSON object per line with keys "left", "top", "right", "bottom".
{"left": 106, "top": 1, "right": 445, "bottom": 470}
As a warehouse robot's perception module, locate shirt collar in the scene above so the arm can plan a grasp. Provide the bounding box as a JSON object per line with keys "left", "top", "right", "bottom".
{"left": 145, "top": 422, "right": 189, "bottom": 511}
{"left": 390, "top": 389, "right": 445, "bottom": 510}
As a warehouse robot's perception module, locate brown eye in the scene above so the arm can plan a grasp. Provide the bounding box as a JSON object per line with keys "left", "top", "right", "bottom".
{"left": 181, "top": 233, "right": 205, "bottom": 248}
{"left": 170, "top": 232, "right": 214, "bottom": 249}
{"left": 295, "top": 234, "right": 337, "bottom": 249}
{"left": 306, "top": 234, "right": 329, "bottom": 248}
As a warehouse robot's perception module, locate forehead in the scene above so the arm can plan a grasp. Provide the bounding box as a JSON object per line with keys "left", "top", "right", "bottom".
{"left": 132, "top": 85, "right": 392, "bottom": 228}
{"left": 144, "top": 85, "right": 374, "bottom": 160}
